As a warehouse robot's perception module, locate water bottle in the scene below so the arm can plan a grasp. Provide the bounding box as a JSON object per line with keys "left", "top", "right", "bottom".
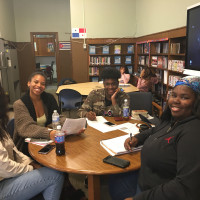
{"left": 122, "top": 99, "right": 129, "bottom": 121}
{"left": 52, "top": 110, "right": 60, "bottom": 130}
{"left": 55, "top": 125, "right": 65, "bottom": 156}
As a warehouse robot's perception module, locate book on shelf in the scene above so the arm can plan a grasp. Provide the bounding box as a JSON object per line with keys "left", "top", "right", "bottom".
{"left": 125, "top": 56, "right": 132, "bottom": 64}
{"left": 168, "top": 75, "right": 182, "bottom": 87}
{"left": 145, "top": 56, "right": 149, "bottom": 66}
{"left": 114, "top": 45, "right": 121, "bottom": 54}
{"left": 100, "top": 134, "right": 143, "bottom": 156}
{"left": 139, "top": 44, "right": 144, "bottom": 54}
{"left": 89, "top": 67, "right": 99, "bottom": 75}
{"left": 170, "top": 43, "right": 180, "bottom": 54}
{"left": 163, "top": 70, "right": 168, "bottom": 84}
{"left": 127, "top": 45, "right": 134, "bottom": 54}
{"left": 162, "top": 43, "right": 169, "bottom": 53}
{"left": 89, "top": 45, "right": 96, "bottom": 54}
{"left": 127, "top": 66, "right": 133, "bottom": 74}
{"left": 168, "top": 60, "right": 185, "bottom": 72}
{"left": 151, "top": 56, "right": 158, "bottom": 67}
{"left": 144, "top": 43, "right": 149, "bottom": 54}
{"left": 139, "top": 56, "right": 145, "bottom": 65}
{"left": 114, "top": 56, "right": 121, "bottom": 64}
{"left": 102, "top": 45, "right": 109, "bottom": 54}
{"left": 155, "top": 43, "right": 161, "bottom": 53}
{"left": 157, "top": 56, "right": 163, "bottom": 68}
{"left": 162, "top": 56, "right": 168, "bottom": 69}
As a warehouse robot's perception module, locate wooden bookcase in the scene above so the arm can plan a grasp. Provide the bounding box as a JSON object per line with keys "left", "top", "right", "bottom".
{"left": 135, "top": 30, "right": 186, "bottom": 114}
{"left": 87, "top": 38, "right": 136, "bottom": 82}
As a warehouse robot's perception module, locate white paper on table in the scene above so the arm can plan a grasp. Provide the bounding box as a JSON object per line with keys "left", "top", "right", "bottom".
{"left": 61, "top": 118, "right": 87, "bottom": 135}
{"left": 87, "top": 116, "right": 123, "bottom": 133}
{"left": 116, "top": 122, "right": 140, "bottom": 134}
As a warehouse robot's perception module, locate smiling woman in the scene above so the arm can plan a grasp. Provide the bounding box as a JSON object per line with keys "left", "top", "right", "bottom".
{"left": 109, "top": 76, "right": 200, "bottom": 200}
{"left": 13, "top": 70, "right": 59, "bottom": 156}
{"left": 77, "top": 67, "right": 130, "bottom": 120}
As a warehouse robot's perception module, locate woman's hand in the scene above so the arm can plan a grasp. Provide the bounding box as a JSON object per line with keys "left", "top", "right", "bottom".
{"left": 86, "top": 111, "right": 96, "bottom": 121}
{"left": 111, "top": 88, "right": 120, "bottom": 106}
{"left": 30, "top": 161, "right": 42, "bottom": 169}
{"left": 49, "top": 130, "right": 57, "bottom": 141}
{"left": 124, "top": 137, "right": 139, "bottom": 151}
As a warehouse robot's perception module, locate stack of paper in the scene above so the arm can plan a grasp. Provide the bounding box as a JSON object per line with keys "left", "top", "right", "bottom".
{"left": 25, "top": 138, "right": 53, "bottom": 146}
{"left": 100, "top": 135, "right": 143, "bottom": 156}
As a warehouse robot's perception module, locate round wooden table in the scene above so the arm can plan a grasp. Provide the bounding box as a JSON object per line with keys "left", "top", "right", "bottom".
{"left": 29, "top": 118, "right": 141, "bottom": 200}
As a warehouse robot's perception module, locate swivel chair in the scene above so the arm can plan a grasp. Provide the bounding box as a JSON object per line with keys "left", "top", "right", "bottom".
{"left": 58, "top": 89, "right": 82, "bottom": 117}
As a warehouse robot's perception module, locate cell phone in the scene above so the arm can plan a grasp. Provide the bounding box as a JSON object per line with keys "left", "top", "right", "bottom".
{"left": 104, "top": 121, "right": 115, "bottom": 126}
{"left": 103, "top": 155, "right": 130, "bottom": 168}
{"left": 38, "top": 144, "right": 55, "bottom": 154}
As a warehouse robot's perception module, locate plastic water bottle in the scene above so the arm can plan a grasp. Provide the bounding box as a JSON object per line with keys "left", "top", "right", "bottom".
{"left": 52, "top": 110, "right": 60, "bottom": 130}
{"left": 122, "top": 99, "right": 129, "bottom": 121}
{"left": 55, "top": 125, "right": 65, "bottom": 156}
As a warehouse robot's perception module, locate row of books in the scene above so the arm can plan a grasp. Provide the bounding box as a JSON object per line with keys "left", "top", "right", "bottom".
{"left": 168, "top": 60, "right": 185, "bottom": 72}
{"left": 168, "top": 75, "right": 182, "bottom": 87}
{"left": 151, "top": 56, "right": 168, "bottom": 69}
{"left": 89, "top": 67, "right": 99, "bottom": 76}
{"left": 170, "top": 43, "right": 180, "bottom": 54}
{"left": 89, "top": 44, "right": 134, "bottom": 55}
{"left": 89, "top": 56, "right": 111, "bottom": 65}
{"left": 138, "top": 56, "right": 149, "bottom": 66}
{"left": 154, "top": 42, "right": 169, "bottom": 54}
{"left": 138, "top": 43, "right": 149, "bottom": 54}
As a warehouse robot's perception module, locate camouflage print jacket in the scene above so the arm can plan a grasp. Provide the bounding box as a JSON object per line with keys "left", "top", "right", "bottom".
{"left": 77, "top": 88, "right": 130, "bottom": 118}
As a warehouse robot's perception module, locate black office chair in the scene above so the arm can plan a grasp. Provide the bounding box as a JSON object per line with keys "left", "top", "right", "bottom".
{"left": 128, "top": 92, "right": 152, "bottom": 115}
{"left": 7, "top": 118, "right": 14, "bottom": 139}
{"left": 58, "top": 89, "right": 82, "bottom": 117}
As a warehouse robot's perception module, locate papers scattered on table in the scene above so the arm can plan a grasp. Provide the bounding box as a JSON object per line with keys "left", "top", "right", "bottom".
{"left": 100, "top": 134, "right": 143, "bottom": 156}
{"left": 25, "top": 138, "right": 53, "bottom": 146}
{"left": 61, "top": 118, "right": 87, "bottom": 135}
{"left": 86, "top": 116, "right": 119, "bottom": 133}
{"left": 87, "top": 116, "right": 140, "bottom": 134}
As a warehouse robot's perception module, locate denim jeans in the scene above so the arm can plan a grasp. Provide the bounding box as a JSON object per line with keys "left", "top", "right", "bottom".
{"left": 0, "top": 167, "right": 64, "bottom": 200}
{"left": 109, "top": 170, "right": 139, "bottom": 200}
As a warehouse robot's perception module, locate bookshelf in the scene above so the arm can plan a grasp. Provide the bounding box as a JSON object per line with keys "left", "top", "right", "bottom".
{"left": 135, "top": 34, "right": 186, "bottom": 114}
{"left": 87, "top": 39, "right": 135, "bottom": 82}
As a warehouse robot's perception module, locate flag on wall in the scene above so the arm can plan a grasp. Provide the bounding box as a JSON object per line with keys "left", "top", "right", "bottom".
{"left": 72, "top": 28, "right": 87, "bottom": 38}
{"left": 59, "top": 42, "right": 71, "bottom": 50}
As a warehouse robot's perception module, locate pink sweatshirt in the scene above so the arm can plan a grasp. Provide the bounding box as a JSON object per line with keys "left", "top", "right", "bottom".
{"left": 119, "top": 73, "right": 130, "bottom": 84}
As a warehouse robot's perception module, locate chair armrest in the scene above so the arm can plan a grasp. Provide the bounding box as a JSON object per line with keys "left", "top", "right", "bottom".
{"left": 152, "top": 101, "right": 162, "bottom": 118}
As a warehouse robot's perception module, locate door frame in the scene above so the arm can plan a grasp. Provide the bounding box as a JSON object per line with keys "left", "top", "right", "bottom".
{"left": 30, "top": 32, "right": 61, "bottom": 82}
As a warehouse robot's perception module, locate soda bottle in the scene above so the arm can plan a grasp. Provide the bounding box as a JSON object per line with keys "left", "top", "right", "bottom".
{"left": 122, "top": 99, "right": 129, "bottom": 121}
{"left": 55, "top": 125, "right": 65, "bottom": 156}
{"left": 52, "top": 110, "right": 60, "bottom": 130}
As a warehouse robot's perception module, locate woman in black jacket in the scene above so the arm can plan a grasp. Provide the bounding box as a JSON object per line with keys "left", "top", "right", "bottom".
{"left": 110, "top": 76, "right": 200, "bottom": 200}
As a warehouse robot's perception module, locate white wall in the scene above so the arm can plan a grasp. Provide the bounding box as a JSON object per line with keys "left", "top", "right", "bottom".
{"left": 70, "top": 0, "right": 137, "bottom": 38}
{"left": 135, "top": 0, "right": 200, "bottom": 37}
{"left": 0, "top": 0, "right": 16, "bottom": 41}
{"left": 13, "top": 0, "right": 71, "bottom": 42}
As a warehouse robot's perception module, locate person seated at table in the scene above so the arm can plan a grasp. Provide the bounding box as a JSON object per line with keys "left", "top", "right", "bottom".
{"left": 78, "top": 67, "right": 130, "bottom": 121}
{"left": 136, "top": 67, "right": 158, "bottom": 92}
{"left": 13, "top": 71, "right": 83, "bottom": 156}
{"left": 119, "top": 66, "right": 130, "bottom": 84}
{"left": 109, "top": 76, "right": 200, "bottom": 200}
{"left": 0, "top": 83, "right": 64, "bottom": 200}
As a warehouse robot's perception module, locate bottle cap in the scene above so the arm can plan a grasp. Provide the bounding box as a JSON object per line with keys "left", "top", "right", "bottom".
{"left": 57, "top": 125, "right": 61, "bottom": 130}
